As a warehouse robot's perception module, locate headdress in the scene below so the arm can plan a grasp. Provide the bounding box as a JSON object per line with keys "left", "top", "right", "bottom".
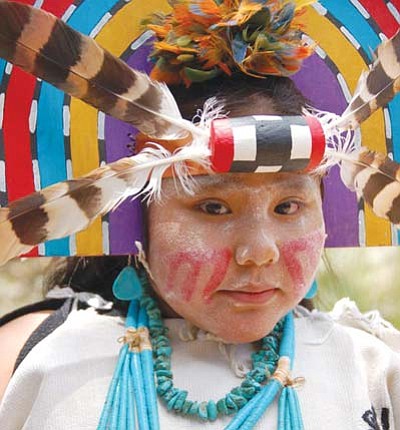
{"left": 0, "top": 0, "right": 398, "bottom": 260}
{"left": 146, "top": 0, "right": 313, "bottom": 85}
{"left": 0, "top": 1, "right": 399, "bottom": 264}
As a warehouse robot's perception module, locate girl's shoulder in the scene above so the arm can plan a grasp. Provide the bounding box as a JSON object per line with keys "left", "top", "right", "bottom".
{"left": 297, "top": 297, "right": 400, "bottom": 355}
{"left": 0, "top": 298, "right": 68, "bottom": 400}
{"left": 294, "top": 298, "right": 400, "bottom": 387}
{"left": 0, "top": 289, "right": 120, "bottom": 403}
{"left": 329, "top": 298, "right": 400, "bottom": 354}
{"left": 295, "top": 299, "right": 400, "bottom": 428}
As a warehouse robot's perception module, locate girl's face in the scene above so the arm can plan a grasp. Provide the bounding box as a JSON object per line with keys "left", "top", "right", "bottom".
{"left": 147, "top": 172, "right": 325, "bottom": 343}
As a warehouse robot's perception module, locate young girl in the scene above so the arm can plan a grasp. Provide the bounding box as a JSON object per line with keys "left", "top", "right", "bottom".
{"left": 0, "top": 1, "right": 399, "bottom": 429}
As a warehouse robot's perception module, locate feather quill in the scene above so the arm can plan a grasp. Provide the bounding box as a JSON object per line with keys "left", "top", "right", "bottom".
{"left": 0, "top": 142, "right": 211, "bottom": 266}
{"left": 0, "top": 1, "right": 202, "bottom": 139}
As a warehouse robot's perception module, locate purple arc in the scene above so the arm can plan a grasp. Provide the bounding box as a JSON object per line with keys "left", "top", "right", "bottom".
{"left": 104, "top": 44, "right": 154, "bottom": 254}
{"left": 294, "top": 54, "right": 360, "bottom": 247}
{"left": 104, "top": 50, "right": 360, "bottom": 252}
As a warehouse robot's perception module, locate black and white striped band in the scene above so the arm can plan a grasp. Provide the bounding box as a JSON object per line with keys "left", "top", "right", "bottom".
{"left": 209, "top": 115, "right": 325, "bottom": 173}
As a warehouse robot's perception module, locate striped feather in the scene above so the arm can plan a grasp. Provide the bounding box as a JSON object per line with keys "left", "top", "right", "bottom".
{"left": 0, "top": 143, "right": 210, "bottom": 266}
{"left": 324, "top": 30, "right": 400, "bottom": 225}
{"left": 0, "top": 1, "right": 199, "bottom": 139}
{"left": 337, "top": 148, "right": 400, "bottom": 225}
{"left": 334, "top": 30, "right": 400, "bottom": 130}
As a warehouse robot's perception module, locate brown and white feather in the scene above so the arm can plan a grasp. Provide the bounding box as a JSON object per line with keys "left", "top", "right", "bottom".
{"left": 0, "top": 143, "right": 211, "bottom": 266}
{"left": 334, "top": 30, "right": 400, "bottom": 130}
{"left": 322, "top": 30, "right": 400, "bottom": 226}
{"left": 337, "top": 148, "right": 400, "bottom": 225}
{"left": 0, "top": 1, "right": 199, "bottom": 139}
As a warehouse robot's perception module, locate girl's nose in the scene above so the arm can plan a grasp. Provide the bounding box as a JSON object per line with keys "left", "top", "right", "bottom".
{"left": 234, "top": 227, "right": 280, "bottom": 267}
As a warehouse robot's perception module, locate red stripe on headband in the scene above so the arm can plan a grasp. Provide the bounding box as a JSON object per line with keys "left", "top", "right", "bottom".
{"left": 305, "top": 116, "right": 325, "bottom": 171}
{"left": 210, "top": 118, "right": 234, "bottom": 173}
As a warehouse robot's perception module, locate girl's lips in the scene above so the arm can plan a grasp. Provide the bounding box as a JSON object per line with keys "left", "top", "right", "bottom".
{"left": 219, "top": 288, "right": 278, "bottom": 304}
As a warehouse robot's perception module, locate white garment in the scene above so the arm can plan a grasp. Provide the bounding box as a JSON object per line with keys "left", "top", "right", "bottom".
{"left": 0, "top": 300, "right": 399, "bottom": 430}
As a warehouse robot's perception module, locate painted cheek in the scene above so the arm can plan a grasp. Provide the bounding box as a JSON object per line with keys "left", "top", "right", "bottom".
{"left": 165, "top": 248, "right": 232, "bottom": 303}
{"left": 165, "top": 252, "right": 202, "bottom": 301}
{"left": 280, "top": 229, "right": 325, "bottom": 294}
{"left": 202, "top": 248, "right": 232, "bottom": 303}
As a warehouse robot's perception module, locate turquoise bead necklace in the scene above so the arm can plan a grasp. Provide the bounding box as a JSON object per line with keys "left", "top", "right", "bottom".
{"left": 98, "top": 266, "right": 304, "bottom": 429}
{"left": 142, "top": 293, "right": 284, "bottom": 421}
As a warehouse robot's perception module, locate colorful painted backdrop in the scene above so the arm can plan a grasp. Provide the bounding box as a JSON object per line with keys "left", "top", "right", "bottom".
{"left": 0, "top": 0, "right": 399, "bottom": 257}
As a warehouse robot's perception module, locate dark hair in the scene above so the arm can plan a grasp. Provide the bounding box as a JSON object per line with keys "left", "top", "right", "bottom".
{"left": 171, "top": 73, "right": 308, "bottom": 119}
{"left": 47, "top": 75, "right": 314, "bottom": 311}
{"left": 45, "top": 256, "right": 129, "bottom": 306}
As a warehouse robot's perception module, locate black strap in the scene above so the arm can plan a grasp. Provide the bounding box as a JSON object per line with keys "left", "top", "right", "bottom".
{"left": 12, "top": 298, "right": 72, "bottom": 372}
{"left": 13, "top": 298, "right": 73, "bottom": 372}
{"left": 13, "top": 298, "right": 74, "bottom": 372}
{"left": 0, "top": 298, "right": 74, "bottom": 373}
{"left": 0, "top": 298, "right": 67, "bottom": 327}
{"left": 2, "top": 294, "right": 123, "bottom": 372}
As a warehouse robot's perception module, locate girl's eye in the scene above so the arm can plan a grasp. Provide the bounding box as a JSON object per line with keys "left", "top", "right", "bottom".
{"left": 197, "top": 200, "right": 231, "bottom": 215}
{"left": 274, "top": 201, "right": 301, "bottom": 215}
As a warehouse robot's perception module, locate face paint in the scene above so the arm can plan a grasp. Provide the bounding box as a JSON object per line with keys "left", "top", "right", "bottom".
{"left": 166, "top": 251, "right": 202, "bottom": 301}
{"left": 202, "top": 248, "right": 232, "bottom": 303}
{"left": 280, "top": 229, "right": 325, "bottom": 294}
{"left": 148, "top": 172, "right": 325, "bottom": 343}
{"left": 165, "top": 248, "right": 232, "bottom": 302}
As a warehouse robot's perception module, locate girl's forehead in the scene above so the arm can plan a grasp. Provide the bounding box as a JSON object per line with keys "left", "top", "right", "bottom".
{"left": 163, "top": 172, "right": 320, "bottom": 195}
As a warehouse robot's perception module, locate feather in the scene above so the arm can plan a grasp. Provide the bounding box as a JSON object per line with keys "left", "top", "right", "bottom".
{"left": 332, "top": 148, "right": 400, "bottom": 225}
{"left": 333, "top": 30, "right": 400, "bottom": 130}
{"left": 319, "top": 31, "right": 400, "bottom": 225}
{"left": 0, "top": 1, "right": 202, "bottom": 139}
{"left": 0, "top": 141, "right": 211, "bottom": 266}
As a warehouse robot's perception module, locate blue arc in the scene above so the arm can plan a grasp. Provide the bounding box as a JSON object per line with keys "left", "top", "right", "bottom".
{"left": 35, "top": 0, "right": 122, "bottom": 256}
{"left": 322, "top": 0, "right": 400, "bottom": 242}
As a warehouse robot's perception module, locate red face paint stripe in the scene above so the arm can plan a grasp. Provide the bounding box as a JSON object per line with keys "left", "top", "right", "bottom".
{"left": 202, "top": 249, "right": 232, "bottom": 303}
{"left": 305, "top": 115, "right": 325, "bottom": 171}
{"left": 210, "top": 118, "right": 234, "bottom": 173}
{"left": 280, "top": 230, "right": 324, "bottom": 293}
{"left": 165, "top": 249, "right": 232, "bottom": 303}
{"left": 281, "top": 238, "right": 308, "bottom": 292}
{"left": 166, "top": 252, "right": 202, "bottom": 302}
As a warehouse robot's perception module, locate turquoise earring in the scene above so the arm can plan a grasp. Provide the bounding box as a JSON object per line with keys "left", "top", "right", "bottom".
{"left": 305, "top": 280, "right": 318, "bottom": 299}
{"left": 100, "top": 265, "right": 160, "bottom": 430}
{"left": 112, "top": 264, "right": 143, "bottom": 301}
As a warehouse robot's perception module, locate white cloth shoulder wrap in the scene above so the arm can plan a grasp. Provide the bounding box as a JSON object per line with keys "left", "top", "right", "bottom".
{"left": 0, "top": 300, "right": 399, "bottom": 430}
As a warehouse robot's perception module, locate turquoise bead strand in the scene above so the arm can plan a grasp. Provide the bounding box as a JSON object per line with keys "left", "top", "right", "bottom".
{"left": 139, "top": 289, "right": 285, "bottom": 423}
{"left": 100, "top": 268, "right": 304, "bottom": 430}
{"left": 225, "top": 313, "right": 303, "bottom": 430}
